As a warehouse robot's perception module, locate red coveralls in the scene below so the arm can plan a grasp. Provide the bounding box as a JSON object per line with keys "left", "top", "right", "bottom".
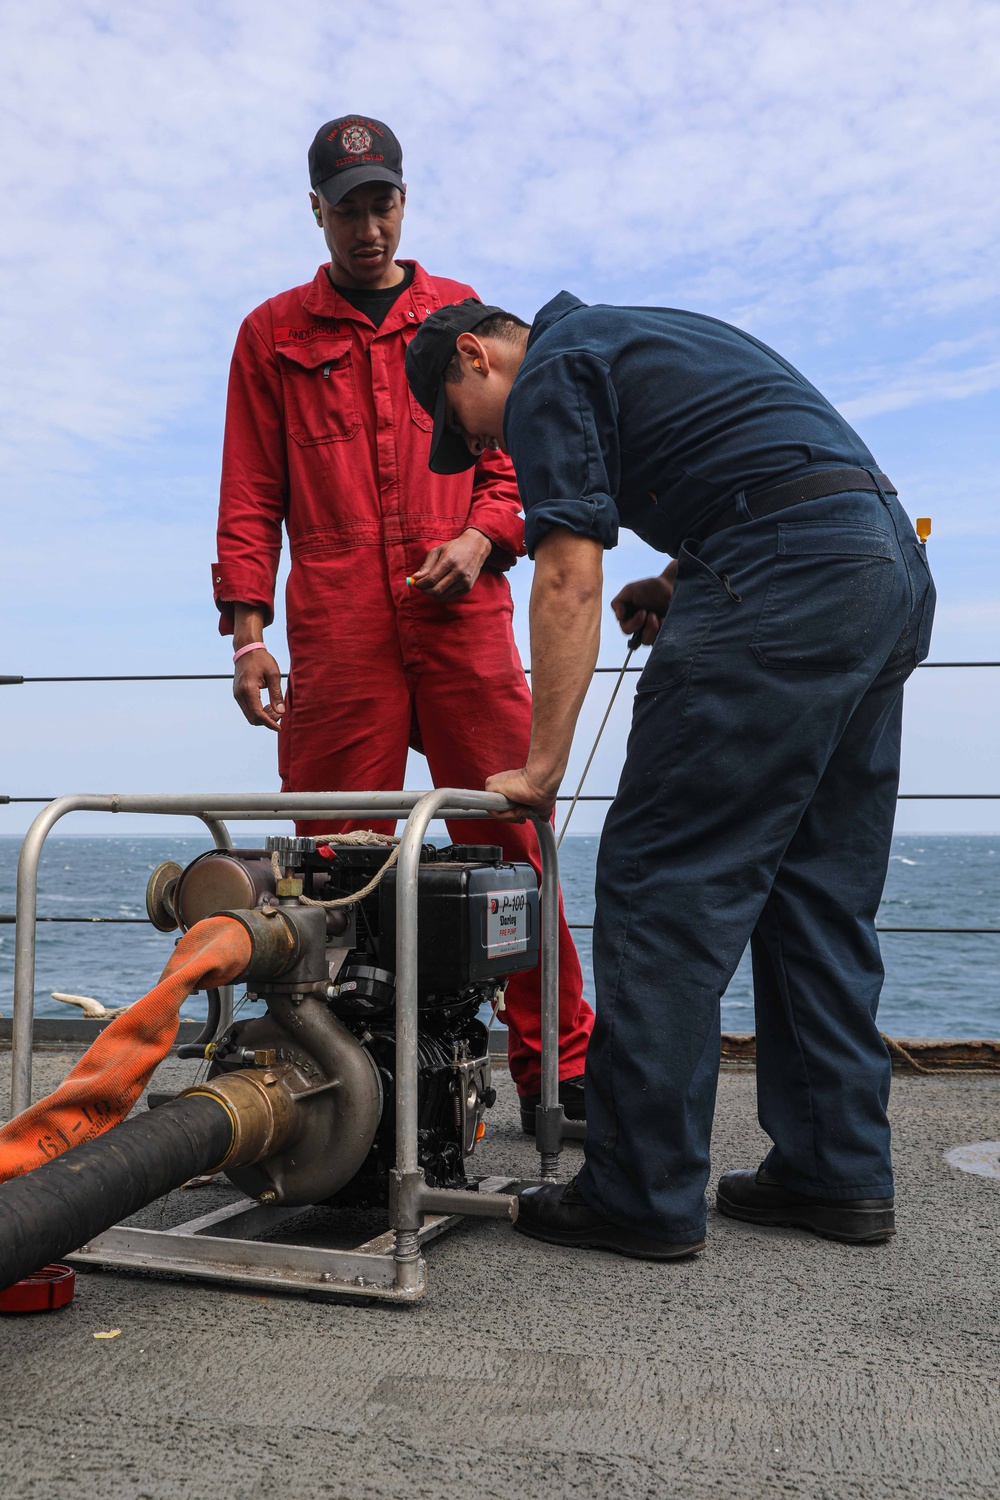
{"left": 213, "top": 261, "right": 593, "bottom": 1093}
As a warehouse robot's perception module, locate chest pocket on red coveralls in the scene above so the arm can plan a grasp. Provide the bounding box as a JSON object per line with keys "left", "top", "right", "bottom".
{"left": 275, "top": 336, "right": 361, "bottom": 445}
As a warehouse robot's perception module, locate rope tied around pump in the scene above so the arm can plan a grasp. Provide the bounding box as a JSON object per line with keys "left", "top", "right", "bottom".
{"left": 270, "top": 831, "right": 401, "bottom": 909}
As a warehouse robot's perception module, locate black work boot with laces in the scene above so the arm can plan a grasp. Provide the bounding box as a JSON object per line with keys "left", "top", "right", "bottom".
{"left": 515, "top": 1175, "right": 705, "bottom": 1261}
{"left": 519, "top": 1074, "right": 586, "bottom": 1136}
{"left": 716, "top": 1166, "right": 895, "bottom": 1244}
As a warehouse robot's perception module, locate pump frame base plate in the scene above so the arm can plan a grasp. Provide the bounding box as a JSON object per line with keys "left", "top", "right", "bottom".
{"left": 66, "top": 1179, "right": 517, "bottom": 1303}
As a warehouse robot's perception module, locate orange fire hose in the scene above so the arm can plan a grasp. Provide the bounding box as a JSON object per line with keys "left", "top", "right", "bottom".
{"left": 0, "top": 915, "right": 251, "bottom": 1184}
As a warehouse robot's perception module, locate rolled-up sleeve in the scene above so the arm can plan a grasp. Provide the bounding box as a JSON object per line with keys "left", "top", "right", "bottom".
{"left": 504, "top": 350, "right": 620, "bottom": 557}
{"left": 465, "top": 445, "right": 524, "bottom": 569}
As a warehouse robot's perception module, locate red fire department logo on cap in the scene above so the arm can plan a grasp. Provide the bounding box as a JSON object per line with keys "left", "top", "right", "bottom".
{"left": 341, "top": 124, "right": 373, "bottom": 154}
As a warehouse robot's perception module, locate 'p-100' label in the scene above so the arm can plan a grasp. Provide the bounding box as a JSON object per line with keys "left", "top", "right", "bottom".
{"left": 486, "top": 890, "right": 528, "bottom": 956}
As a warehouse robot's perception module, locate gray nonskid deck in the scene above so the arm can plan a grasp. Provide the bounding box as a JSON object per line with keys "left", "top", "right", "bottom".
{"left": 1, "top": 1051, "right": 998, "bottom": 1500}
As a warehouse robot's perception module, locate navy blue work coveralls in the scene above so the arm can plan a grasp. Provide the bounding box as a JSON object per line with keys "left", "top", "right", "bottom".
{"left": 506, "top": 292, "right": 936, "bottom": 1242}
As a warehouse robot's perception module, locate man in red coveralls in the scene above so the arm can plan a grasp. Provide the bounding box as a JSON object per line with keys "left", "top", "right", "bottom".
{"left": 212, "top": 115, "right": 593, "bottom": 1126}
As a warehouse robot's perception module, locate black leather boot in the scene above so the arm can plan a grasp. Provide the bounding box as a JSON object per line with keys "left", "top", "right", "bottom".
{"left": 519, "top": 1074, "right": 585, "bottom": 1136}
{"left": 716, "top": 1167, "right": 895, "bottom": 1243}
{"left": 515, "top": 1176, "right": 705, "bottom": 1261}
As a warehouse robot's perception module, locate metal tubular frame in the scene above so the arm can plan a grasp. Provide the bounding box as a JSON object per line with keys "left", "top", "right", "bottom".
{"left": 9, "top": 789, "right": 566, "bottom": 1303}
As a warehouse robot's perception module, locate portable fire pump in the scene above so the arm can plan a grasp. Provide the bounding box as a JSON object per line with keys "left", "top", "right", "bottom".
{"left": 147, "top": 834, "right": 539, "bottom": 1208}
{"left": 0, "top": 790, "right": 567, "bottom": 1305}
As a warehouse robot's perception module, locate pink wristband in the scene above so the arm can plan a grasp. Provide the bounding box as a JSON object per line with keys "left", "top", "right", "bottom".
{"left": 233, "top": 641, "right": 268, "bottom": 663}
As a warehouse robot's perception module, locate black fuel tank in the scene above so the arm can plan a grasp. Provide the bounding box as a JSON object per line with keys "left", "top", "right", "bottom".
{"left": 375, "top": 858, "right": 539, "bottom": 990}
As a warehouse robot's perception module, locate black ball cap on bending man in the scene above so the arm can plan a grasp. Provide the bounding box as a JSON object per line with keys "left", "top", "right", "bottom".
{"left": 405, "top": 299, "right": 507, "bottom": 475}
{"left": 308, "top": 114, "right": 405, "bottom": 206}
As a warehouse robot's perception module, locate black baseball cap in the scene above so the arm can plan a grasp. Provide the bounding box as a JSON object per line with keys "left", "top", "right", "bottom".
{"left": 405, "top": 299, "right": 506, "bottom": 474}
{"left": 308, "top": 115, "right": 404, "bottom": 207}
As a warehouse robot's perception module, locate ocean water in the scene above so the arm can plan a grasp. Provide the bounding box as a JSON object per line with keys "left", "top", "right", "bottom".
{"left": 1, "top": 835, "right": 998, "bottom": 1039}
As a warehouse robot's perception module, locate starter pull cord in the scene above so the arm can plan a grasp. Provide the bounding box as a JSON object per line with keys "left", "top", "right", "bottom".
{"left": 556, "top": 628, "right": 644, "bottom": 848}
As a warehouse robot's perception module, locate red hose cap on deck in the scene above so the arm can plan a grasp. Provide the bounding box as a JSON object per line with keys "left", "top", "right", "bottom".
{"left": 0, "top": 1263, "right": 75, "bottom": 1313}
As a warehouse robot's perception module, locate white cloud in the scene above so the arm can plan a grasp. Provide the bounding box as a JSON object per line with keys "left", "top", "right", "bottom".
{"left": 1, "top": 0, "right": 999, "bottom": 483}
{"left": 839, "top": 334, "right": 1000, "bottom": 420}
{"left": 0, "top": 0, "right": 997, "bottom": 835}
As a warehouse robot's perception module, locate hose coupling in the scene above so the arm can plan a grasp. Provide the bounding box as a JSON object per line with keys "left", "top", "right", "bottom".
{"left": 179, "top": 1068, "right": 298, "bottom": 1171}
{"left": 219, "top": 907, "right": 298, "bottom": 984}
{"left": 220, "top": 903, "right": 328, "bottom": 988}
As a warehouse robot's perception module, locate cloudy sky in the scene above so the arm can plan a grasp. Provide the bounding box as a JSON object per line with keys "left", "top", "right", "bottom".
{"left": 2, "top": 0, "right": 999, "bottom": 836}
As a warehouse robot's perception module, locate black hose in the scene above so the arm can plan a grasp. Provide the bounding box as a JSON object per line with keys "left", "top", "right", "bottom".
{"left": 0, "top": 1093, "right": 234, "bottom": 1290}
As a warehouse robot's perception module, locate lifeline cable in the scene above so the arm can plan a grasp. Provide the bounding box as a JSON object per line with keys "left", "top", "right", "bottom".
{"left": 557, "top": 632, "right": 642, "bottom": 847}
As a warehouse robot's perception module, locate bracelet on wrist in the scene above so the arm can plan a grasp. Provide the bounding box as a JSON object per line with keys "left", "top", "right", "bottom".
{"left": 233, "top": 640, "right": 268, "bottom": 663}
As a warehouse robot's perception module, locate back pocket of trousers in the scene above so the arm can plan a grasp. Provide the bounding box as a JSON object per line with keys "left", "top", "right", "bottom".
{"left": 750, "top": 523, "right": 897, "bottom": 671}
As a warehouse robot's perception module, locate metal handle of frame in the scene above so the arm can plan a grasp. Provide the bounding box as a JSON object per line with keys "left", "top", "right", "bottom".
{"left": 390, "top": 790, "right": 563, "bottom": 1290}
{"left": 11, "top": 795, "right": 236, "bottom": 1118}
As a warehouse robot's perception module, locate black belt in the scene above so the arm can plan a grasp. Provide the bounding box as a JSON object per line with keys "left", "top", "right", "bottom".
{"left": 702, "top": 467, "right": 897, "bottom": 540}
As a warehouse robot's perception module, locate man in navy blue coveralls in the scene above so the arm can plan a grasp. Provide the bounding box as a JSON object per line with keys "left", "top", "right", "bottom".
{"left": 404, "top": 292, "right": 936, "bottom": 1260}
